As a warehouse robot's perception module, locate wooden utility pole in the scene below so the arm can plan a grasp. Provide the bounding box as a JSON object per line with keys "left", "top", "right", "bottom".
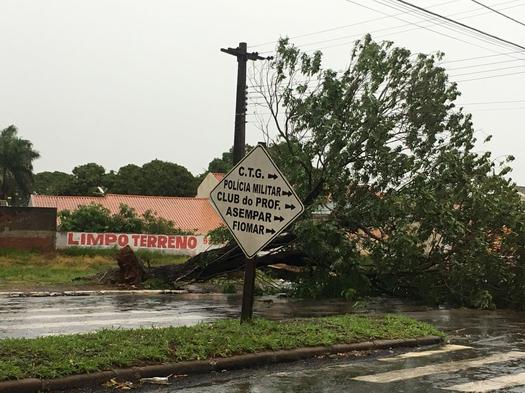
{"left": 221, "top": 42, "right": 272, "bottom": 323}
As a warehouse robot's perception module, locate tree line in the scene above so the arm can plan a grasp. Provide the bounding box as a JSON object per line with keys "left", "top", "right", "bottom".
{"left": 0, "top": 125, "right": 236, "bottom": 203}
{"left": 33, "top": 147, "right": 238, "bottom": 197}
{"left": 34, "top": 161, "right": 199, "bottom": 197}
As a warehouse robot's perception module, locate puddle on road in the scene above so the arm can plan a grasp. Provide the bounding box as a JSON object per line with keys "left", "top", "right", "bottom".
{"left": 3, "top": 294, "right": 525, "bottom": 392}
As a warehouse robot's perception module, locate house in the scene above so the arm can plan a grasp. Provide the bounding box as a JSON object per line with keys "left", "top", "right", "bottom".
{"left": 196, "top": 172, "right": 224, "bottom": 198}
{"left": 518, "top": 186, "right": 525, "bottom": 201}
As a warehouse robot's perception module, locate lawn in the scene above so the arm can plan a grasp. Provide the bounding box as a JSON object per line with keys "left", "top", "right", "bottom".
{"left": 0, "top": 314, "right": 443, "bottom": 381}
{"left": 0, "top": 248, "right": 187, "bottom": 290}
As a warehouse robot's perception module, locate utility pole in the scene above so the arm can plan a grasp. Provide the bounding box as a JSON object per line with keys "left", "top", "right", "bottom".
{"left": 221, "top": 42, "right": 272, "bottom": 323}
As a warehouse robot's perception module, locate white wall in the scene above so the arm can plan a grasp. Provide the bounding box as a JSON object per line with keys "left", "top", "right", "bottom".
{"left": 56, "top": 232, "right": 222, "bottom": 256}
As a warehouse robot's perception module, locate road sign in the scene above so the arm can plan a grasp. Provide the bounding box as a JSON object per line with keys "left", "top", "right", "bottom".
{"left": 210, "top": 145, "right": 305, "bottom": 258}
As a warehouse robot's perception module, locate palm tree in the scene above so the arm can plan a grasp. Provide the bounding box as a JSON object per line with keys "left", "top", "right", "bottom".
{"left": 0, "top": 125, "right": 40, "bottom": 203}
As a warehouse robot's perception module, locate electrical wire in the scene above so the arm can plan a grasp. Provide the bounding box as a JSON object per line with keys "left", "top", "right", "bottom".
{"left": 440, "top": 50, "right": 524, "bottom": 64}
{"left": 265, "top": 0, "right": 489, "bottom": 50}
{"left": 257, "top": 0, "right": 525, "bottom": 54}
{"left": 464, "top": 106, "right": 525, "bottom": 111}
{"left": 340, "top": 0, "right": 525, "bottom": 59}
{"left": 455, "top": 69, "right": 525, "bottom": 82}
{"left": 391, "top": 0, "right": 525, "bottom": 50}
{"left": 450, "top": 64, "right": 525, "bottom": 77}
{"left": 459, "top": 99, "right": 525, "bottom": 105}
{"left": 252, "top": 0, "right": 522, "bottom": 50}
{"left": 372, "top": 0, "right": 524, "bottom": 54}
{"left": 251, "top": 0, "right": 457, "bottom": 48}
{"left": 446, "top": 58, "right": 524, "bottom": 71}
{"left": 471, "top": 0, "right": 525, "bottom": 28}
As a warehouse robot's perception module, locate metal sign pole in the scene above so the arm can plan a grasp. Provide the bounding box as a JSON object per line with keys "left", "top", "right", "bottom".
{"left": 210, "top": 145, "right": 305, "bottom": 324}
{"left": 240, "top": 258, "right": 257, "bottom": 322}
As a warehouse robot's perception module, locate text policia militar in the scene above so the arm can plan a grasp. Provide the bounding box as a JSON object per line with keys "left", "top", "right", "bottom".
{"left": 214, "top": 165, "right": 295, "bottom": 235}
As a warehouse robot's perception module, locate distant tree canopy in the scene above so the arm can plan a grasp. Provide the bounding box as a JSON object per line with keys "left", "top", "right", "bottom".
{"left": 35, "top": 160, "right": 199, "bottom": 197}
{"left": 33, "top": 171, "right": 72, "bottom": 195}
{"left": 207, "top": 144, "right": 254, "bottom": 174}
{"left": 0, "top": 125, "right": 40, "bottom": 205}
{"left": 208, "top": 150, "right": 233, "bottom": 174}
{"left": 58, "top": 203, "right": 192, "bottom": 235}
{"left": 35, "top": 147, "right": 260, "bottom": 198}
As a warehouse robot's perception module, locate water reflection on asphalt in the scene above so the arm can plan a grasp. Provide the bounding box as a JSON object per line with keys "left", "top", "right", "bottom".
{"left": 154, "top": 305, "right": 525, "bottom": 393}
{"left": 3, "top": 294, "right": 525, "bottom": 391}
{"left": 0, "top": 293, "right": 378, "bottom": 338}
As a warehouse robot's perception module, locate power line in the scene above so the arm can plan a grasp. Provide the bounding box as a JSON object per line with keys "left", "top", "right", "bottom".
{"left": 246, "top": 57, "right": 525, "bottom": 91}
{"left": 250, "top": 0, "right": 455, "bottom": 48}
{"left": 375, "top": 0, "right": 523, "bottom": 54}
{"left": 450, "top": 64, "right": 525, "bottom": 77}
{"left": 283, "top": 1, "right": 520, "bottom": 50}
{"left": 343, "top": 0, "right": 525, "bottom": 59}
{"left": 252, "top": 0, "right": 522, "bottom": 50}
{"left": 440, "top": 50, "right": 524, "bottom": 64}
{"left": 246, "top": 58, "right": 524, "bottom": 91}
{"left": 254, "top": 0, "right": 458, "bottom": 49}
{"left": 446, "top": 58, "right": 523, "bottom": 71}
{"left": 471, "top": 0, "right": 525, "bottom": 28}
{"left": 256, "top": 0, "right": 525, "bottom": 63}
{"left": 456, "top": 69, "right": 525, "bottom": 82}
{"left": 392, "top": 0, "right": 525, "bottom": 50}
{"left": 465, "top": 106, "right": 525, "bottom": 111}
{"left": 460, "top": 99, "right": 525, "bottom": 105}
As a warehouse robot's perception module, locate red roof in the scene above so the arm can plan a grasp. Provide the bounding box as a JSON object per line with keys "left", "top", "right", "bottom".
{"left": 212, "top": 173, "right": 225, "bottom": 181}
{"left": 30, "top": 194, "right": 223, "bottom": 234}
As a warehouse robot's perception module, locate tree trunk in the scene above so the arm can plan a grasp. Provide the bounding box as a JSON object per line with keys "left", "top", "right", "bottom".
{"left": 108, "top": 181, "right": 326, "bottom": 286}
{"left": 105, "top": 233, "right": 308, "bottom": 285}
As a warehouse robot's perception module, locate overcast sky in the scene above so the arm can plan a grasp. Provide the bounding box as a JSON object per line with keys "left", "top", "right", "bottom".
{"left": 1, "top": 0, "right": 524, "bottom": 184}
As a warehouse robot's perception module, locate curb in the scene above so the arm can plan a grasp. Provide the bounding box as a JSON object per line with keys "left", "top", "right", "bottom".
{"left": 0, "top": 289, "right": 188, "bottom": 298}
{"left": 0, "top": 336, "right": 443, "bottom": 393}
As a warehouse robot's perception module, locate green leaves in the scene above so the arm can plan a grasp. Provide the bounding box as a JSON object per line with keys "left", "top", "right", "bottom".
{"left": 58, "top": 203, "right": 191, "bottom": 235}
{"left": 258, "top": 35, "right": 525, "bottom": 308}
{"left": 0, "top": 125, "right": 40, "bottom": 204}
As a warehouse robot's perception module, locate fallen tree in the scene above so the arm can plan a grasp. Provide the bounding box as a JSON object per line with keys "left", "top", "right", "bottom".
{"left": 101, "top": 35, "right": 525, "bottom": 310}
{"left": 102, "top": 232, "right": 307, "bottom": 285}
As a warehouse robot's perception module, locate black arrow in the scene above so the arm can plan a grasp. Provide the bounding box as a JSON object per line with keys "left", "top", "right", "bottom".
{"left": 266, "top": 228, "right": 276, "bottom": 234}
{"left": 273, "top": 215, "right": 284, "bottom": 222}
{"left": 285, "top": 203, "right": 296, "bottom": 210}
{"left": 268, "top": 173, "right": 278, "bottom": 180}
{"left": 282, "top": 190, "right": 292, "bottom": 197}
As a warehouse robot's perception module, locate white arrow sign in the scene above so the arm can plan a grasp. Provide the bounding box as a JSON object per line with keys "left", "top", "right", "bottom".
{"left": 209, "top": 145, "right": 305, "bottom": 258}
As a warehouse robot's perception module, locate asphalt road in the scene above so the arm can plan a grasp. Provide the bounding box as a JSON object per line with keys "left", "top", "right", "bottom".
{"left": 105, "top": 307, "right": 525, "bottom": 393}
{"left": 0, "top": 293, "right": 359, "bottom": 338}
{"left": 2, "top": 293, "right": 525, "bottom": 392}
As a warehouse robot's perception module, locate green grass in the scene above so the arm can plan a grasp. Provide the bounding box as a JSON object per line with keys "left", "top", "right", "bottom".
{"left": 0, "top": 315, "right": 443, "bottom": 381}
{"left": 0, "top": 249, "right": 187, "bottom": 290}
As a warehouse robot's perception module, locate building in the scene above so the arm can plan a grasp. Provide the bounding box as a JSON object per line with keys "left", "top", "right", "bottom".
{"left": 517, "top": 186, "right": 525, "bottom": 201}
{"left": 30, "top": 174, "right": 227, "bottom": 234}
{"left": 196, "top": 172, "right": 224, "bottom": 198}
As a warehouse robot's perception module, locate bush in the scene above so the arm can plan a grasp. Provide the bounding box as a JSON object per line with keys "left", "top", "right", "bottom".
{"left": 207, "top": 225, "right": 233, "bottom": 245}
{"left": 58, "top": 203, "right": 193, "bottom": 235}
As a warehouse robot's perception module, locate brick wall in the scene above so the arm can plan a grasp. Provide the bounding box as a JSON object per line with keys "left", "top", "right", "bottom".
{"left": 0, "top": 207, "right": 57, "bottom": 251}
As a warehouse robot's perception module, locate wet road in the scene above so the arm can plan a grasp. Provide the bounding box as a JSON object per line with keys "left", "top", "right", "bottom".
{"left": 2, "top": 294, "right": 525, "bottom": 391}
{"left": 127, "top": 306, "right": 525, "bottom": 393}
{"left": 0, "top": 293, "right": 364, "bottom": 338}
{"left": 0, "top": 293, "right": 240, "bottom": 338}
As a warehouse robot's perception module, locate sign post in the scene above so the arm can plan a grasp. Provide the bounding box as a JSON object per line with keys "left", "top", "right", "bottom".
{"left": 210, "top": 145, "right": 304, "bottom": 322}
